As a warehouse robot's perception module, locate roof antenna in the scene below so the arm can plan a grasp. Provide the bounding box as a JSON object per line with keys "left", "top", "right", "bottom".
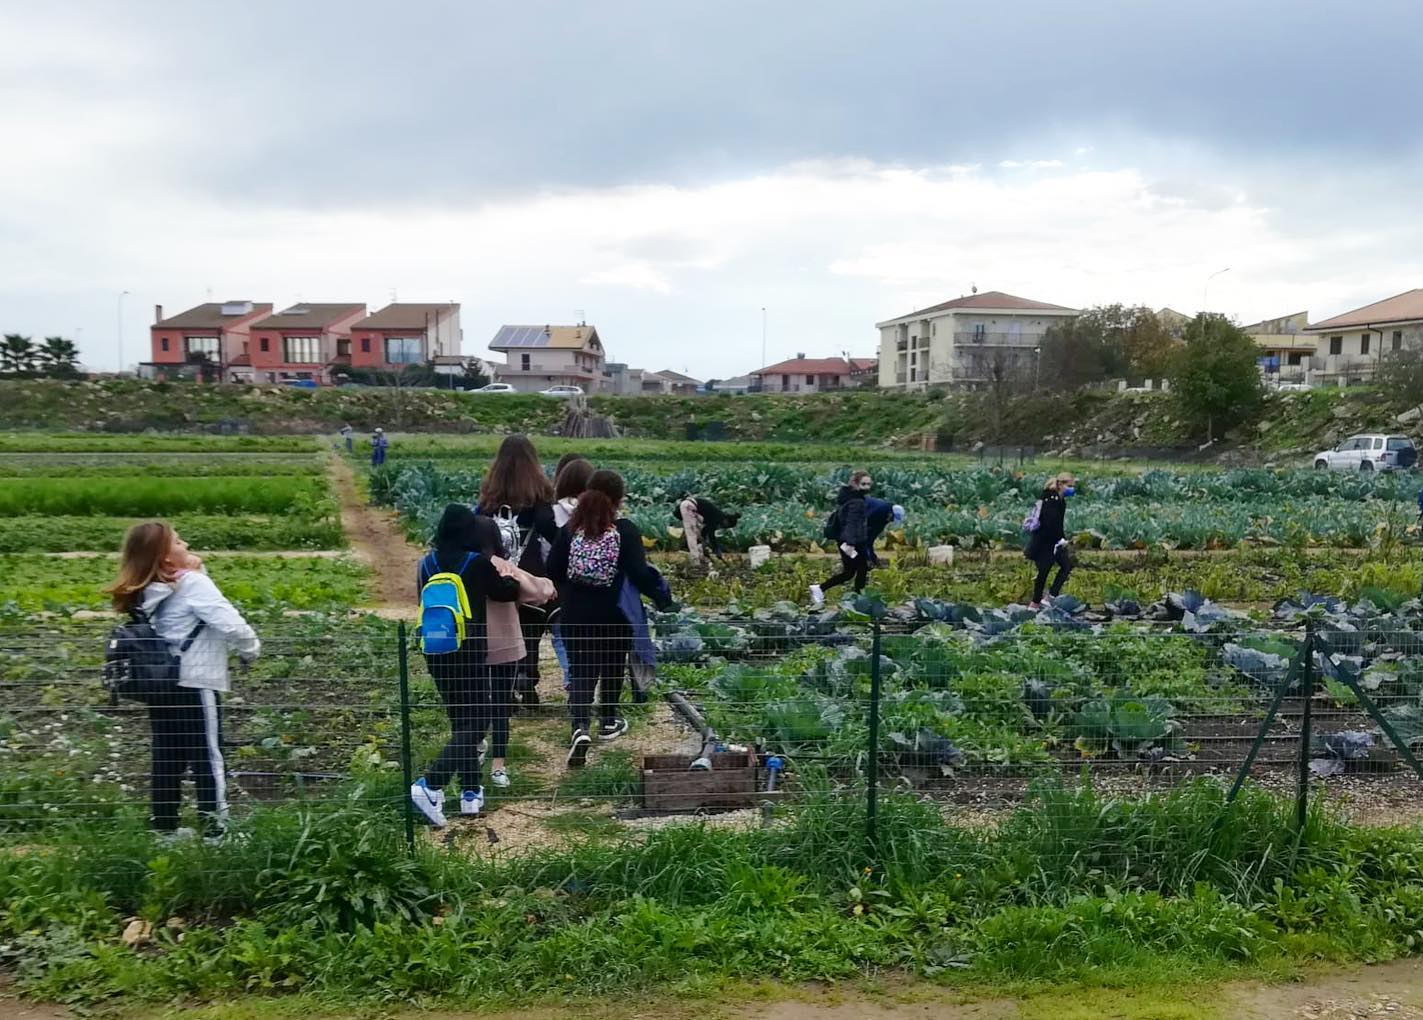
{"left": 574, "top": 308, "right": 586, "bottom": 327}
{"left": 971, "top": 283, "right": 978, "bottom": 294}
{"left": 390, "top": 288, "right": 398, "bottom": 303}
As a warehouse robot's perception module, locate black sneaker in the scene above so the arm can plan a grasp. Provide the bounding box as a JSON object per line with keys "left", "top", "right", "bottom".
{"left": 567, "top": 729, "right": 591, "bottom": 768}
{"left": 598, "top": 718, "right": 629, "bottom": 741}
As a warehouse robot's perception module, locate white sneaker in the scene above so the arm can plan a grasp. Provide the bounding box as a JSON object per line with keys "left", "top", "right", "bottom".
{"left": 490, "top": 768, "right": 511, "bottom": 789}
{"left": 157, "top": 827, "right": 197, "bottom": 846}
{"left": 567, "top": 729, "right": 591, "bottom": 769}
{"left": 410, "top": 778, "right": 447, "bottom": 827}
{"left": 809, "top": 584, "right": 825, "bottom": 608}
{"left": 460, "top": 788, "right": 484, "bottom": 816}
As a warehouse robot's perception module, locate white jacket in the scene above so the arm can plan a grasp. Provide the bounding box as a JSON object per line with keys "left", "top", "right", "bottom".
{"left": 553, "top": 497, "right": 578, "bottom": 529}
{"left": 140, "top": 571, "right": 261, "bottom": 693}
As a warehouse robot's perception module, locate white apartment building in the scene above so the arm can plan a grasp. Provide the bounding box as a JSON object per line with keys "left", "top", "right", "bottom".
{"left": 876, "top": 290, "right": 1078, "bottom": 390}
{"left": 1304, "top": 289, "right": 1423, "bottom": 386}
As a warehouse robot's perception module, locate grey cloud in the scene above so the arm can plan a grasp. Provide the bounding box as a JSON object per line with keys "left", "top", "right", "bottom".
{"left": 29, "top": 0, "right": 1423, "bottom": 206}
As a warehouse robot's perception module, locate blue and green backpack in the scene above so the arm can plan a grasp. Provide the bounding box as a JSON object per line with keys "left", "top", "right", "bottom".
{"left": 417, "top": 552, "right": 476, "bottom": 654}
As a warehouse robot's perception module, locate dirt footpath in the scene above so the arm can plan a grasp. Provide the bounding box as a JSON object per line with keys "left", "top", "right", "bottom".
{"left": 6, "top": 960, "right": 1422, "bottom": 1020}
{"left": 329, "top": 455, "right": 422, "bottom": 616}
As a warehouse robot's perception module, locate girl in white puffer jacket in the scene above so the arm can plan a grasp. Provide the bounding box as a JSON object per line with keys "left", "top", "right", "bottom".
{"left": 107, "top": 522, "right": 260, "bottom": 839}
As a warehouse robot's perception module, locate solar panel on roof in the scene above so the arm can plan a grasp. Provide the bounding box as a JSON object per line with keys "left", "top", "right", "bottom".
{"left": 493, "top": 325, "right": 551, "bottom": 348}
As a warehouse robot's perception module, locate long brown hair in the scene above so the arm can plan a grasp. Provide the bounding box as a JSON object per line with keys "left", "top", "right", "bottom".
{"left": 104, "top": 521, "right": 176, "bottom": 613}
{"left": 554, "top": 457, "right": 594, "bottom": 501}
{"left": 568, "top": 489, "right": 617, "bottom": 538}
{"left": 479, "top": 434, "right": 553, "bottom": 510}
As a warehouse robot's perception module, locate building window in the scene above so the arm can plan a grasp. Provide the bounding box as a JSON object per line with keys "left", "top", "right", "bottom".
{"left": 184, "top": 336, "right": 220, "bottom": 361}
{"left": 1393, "top": 331, "right": 1404, "bottom": 351}
{"left": 284, "top": 336, "right": 321, "bottom": 364}
{"left": 260, "top": 337, "right": 270, "bottom": 353}
{"left": 521, "top": 353, "right": 531, "bottom": 371}
{"left": 805, "top": 374, "right": 814, "bottom": 385}
{"left": 160, "top": 338, "right": 170, "bottom": 352}
{"left": 1287, "top": 352, "right": 1303, "bottom": 366}
{"left": 1360, "top": 334, "right": 1370, "bottom": 355}
{"left": 361, "top": 338, "right": 371, "bottom": 353}
{"left": 385, "top": 336, "right": 422, "bottom": 364}
{"left": 1329, "top": 336, "right": 1343, "bottom": 356}
{"left": 337, "top": 339, "right": 351, "bottom": 357}
{"left": 972, "top": 322, "right": 986, "bottom": 339}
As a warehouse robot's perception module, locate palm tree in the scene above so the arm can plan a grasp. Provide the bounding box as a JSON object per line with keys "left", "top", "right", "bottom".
{"left": 38, "top": 336, "right": 81, "bottom": 378}
{"left": 0, "top": 334, "right": 36, "bottom": 376}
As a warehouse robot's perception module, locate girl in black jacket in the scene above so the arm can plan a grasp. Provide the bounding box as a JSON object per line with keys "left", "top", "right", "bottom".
{"left": 810, "top": 470, "right": 873, "bottom": 607}
{"left": 476, "top": 435, "right": 560, "bottom": 706}
{"left": 547, "top": 469, "right": 675, "bottom": 767}
{"left": 411, "top": 504, "right": 521, "bottom": 827}
{"left": 1025, "top": 473, "right": 1077, "bottom": 608}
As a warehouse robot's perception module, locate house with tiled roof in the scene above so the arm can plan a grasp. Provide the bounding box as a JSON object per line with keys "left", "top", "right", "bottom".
{"left": 749, "top": 355, "right": 876, "bottom": 394}
{"left": 246, "top": 303, "right": 367, "bottom": 385}
{"left": 1304, "top": 289, "right": 1423, "bottom": 386}
{"left": 875, "top": 289, "right": 1078, "bottom": 390}
{"left": 146, "top": 301, "right": 273, "bottom": 381}
{"left": 489, "top": 323, "right": 605, "bottom": 392}
{"left": 350, "top": 303, "right": 461, "bottom": 373}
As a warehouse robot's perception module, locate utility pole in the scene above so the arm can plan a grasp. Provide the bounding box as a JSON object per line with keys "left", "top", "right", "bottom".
{"left": 116, "top": 290, "right": 130, "bottom": 375}
{"left": 761, "top": 307, "right": 767, "bottom": 368}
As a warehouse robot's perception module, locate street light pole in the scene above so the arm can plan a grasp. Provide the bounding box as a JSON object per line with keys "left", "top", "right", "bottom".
{"left": 117, "top": 290, "right": 130, "bottom": 375}
{"left": 761, "top": 307, "right": 767, "bottom": 370}
{"left": 1202, "top": 267, "right": 1231, "bottom": 317}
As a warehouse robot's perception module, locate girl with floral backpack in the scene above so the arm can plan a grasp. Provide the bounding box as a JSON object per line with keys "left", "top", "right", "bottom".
{"left": 546, "top": 470, "right": 675, "bottom": 768}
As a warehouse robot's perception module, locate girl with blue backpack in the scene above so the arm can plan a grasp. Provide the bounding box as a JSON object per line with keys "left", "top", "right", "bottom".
{"left": 546, "top": 470, "right": 675, "bottom": 768}
{"left": 411, "top": 504, "right": 521, "bottom": 827}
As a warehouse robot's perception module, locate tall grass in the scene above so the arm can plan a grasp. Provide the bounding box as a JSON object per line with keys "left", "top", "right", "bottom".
{"left": 4, "top": 780, "right": 1423, "bottom": 1005}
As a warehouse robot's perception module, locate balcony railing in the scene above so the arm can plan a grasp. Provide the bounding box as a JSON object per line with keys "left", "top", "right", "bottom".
{"left": 953, "top": 331, "right": 1045, "bottom": 348}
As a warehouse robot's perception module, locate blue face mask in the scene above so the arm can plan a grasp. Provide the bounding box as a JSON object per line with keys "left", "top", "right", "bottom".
{"left": 1062, "top": 486, "right": 1076, "bottom": 497}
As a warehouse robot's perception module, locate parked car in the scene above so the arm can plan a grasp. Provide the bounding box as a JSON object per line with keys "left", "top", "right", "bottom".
{"left": 539, "top": 385, "right": 584, "bottom": 397}
{"left": 1313, "top": 434, "right": 1418, "bottom": 472}
{"left": 474, "top": 382, "right": 516, "bottom": 394}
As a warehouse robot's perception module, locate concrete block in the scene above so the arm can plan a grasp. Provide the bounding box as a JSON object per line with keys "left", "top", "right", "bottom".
{"left": 928, "top": 544, "right": 955, "bottom": 566}
{"left": 748, "top": 545, "right": 772, "bottom": 568}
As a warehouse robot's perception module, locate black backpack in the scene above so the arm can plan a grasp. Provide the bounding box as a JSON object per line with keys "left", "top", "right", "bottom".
{"left": 102, "top": 605, "right": 205, "bottom": 703}
{"left": 822, "top": 507, "right": 841, "bottom": 541}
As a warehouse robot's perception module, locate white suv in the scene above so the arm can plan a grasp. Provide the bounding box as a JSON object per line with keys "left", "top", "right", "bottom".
{"left": 1314, "top": 434, "right": 1417, "bottom": 472}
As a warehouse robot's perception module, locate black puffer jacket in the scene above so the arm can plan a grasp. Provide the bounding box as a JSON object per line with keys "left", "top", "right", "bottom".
{"left": 832, "top": 486, "right": 869, "bottom": 546}
{"left": 1024, "top": 490, "right": 1067, "bottom": 563}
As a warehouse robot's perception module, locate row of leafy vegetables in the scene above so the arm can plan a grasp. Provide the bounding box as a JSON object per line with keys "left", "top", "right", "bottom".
{"left": 372, "top": 462, "right": 1417, "bottom": 551}
{"left": 650, "top": 590, "right": 1423, "bottom": 775}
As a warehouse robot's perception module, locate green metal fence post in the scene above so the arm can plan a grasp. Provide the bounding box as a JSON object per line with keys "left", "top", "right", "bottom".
{"left": 1295, "top": 620, "right": 1316, "bottom": 833}
{"left": 866, "top": 619, "right": 882, "bottom": 864}
{"left": 397, "top": 621, "right": 416, "bottom": 852}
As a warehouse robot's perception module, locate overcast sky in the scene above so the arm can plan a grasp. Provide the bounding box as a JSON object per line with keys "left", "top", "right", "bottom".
{"left": 3, "top": 0, "right": 1421, "bottom": 375}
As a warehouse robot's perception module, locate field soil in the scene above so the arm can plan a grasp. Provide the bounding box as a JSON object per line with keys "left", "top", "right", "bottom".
{"left": 329, "top": 454, "right": 421, "bottom": 614}
{"left": 4, "top": 960, "right": 1422, "bottom": 1019}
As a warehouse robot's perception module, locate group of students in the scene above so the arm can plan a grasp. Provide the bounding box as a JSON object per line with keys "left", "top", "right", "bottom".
{"left": 408, "top": 436, "right": 676, "bottom": 828}
{"left": 101, "top": 447, "right": 1078, "bottom": 840}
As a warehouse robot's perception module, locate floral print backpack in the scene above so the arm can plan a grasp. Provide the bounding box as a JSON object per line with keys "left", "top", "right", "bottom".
{"left": 568, "top": 527, "right": 620, "bottom": 587}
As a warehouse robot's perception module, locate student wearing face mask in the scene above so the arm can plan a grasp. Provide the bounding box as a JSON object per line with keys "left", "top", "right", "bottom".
{"left": 1025, "top": 472, "right": 1077, "bottom": 609}
{"left": 810, "top": 469, "right": 874, "bottom": 607}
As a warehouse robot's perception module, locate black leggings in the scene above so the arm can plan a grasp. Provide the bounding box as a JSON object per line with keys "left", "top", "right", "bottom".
{"left": 564, "top": 622, "right": 632, "bottom": 734}
{"left": 516, "top": 604, "right": 548, "bottom": 695}
{"left": 822, "top": 549, "right": 868, "bottom": 594}
{"left": 148, "top": 688, "right": 226, "bottom": 834}
{"left": 425, "top": 656, "right": 518, "bottom": 790}
{"left": 1032, "top": 547, "right": 1073, "bottom": 602}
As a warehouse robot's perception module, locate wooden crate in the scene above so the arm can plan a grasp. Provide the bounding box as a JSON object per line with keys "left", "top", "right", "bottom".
{"left": 641, "top": 751, "right": 759, "bottom": 812}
